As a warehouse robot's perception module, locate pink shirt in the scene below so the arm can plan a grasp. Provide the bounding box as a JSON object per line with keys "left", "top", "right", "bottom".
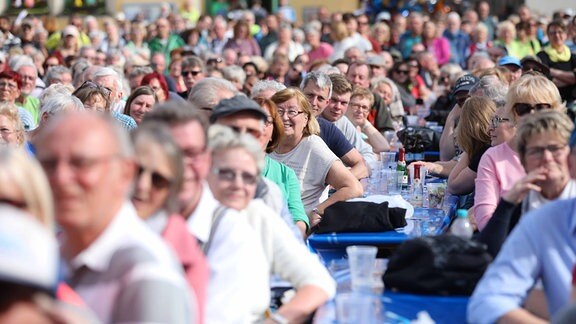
{"left": 308, "top": 43, "right": 333, "bottom": 62}
{"left": 162, "top": 215, "right": 209, "bottom": 324}
{"left": 474, "top": 142, "right": 526, "bottom": 230}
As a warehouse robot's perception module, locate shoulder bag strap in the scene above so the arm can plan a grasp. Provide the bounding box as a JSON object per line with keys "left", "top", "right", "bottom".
{"left": 201, "top": 205, "right": 227, "bottom": 255}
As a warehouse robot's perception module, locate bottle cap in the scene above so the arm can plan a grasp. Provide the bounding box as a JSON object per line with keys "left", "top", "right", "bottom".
{"left": 456, "top": 209, "right": 467, "bottom": 218}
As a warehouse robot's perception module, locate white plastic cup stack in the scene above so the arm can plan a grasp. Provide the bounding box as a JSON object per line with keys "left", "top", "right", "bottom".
{"left": 346, "top": 245, "right": 378, "bottom": 294}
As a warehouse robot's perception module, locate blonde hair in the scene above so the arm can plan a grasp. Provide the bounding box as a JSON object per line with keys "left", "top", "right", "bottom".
{"left": 271, "top": 88, "right": 320, "bottom": 137}
{"left": 331, "top": 22, "right": 349, "bottom": 42}
{"left": 0, "top": 147, "right": 54, "bottom": 229}
{"left": 457, "top": 97, "right": 496, "bottom": 159}
{"left": 516, "top": 110, "right": 574, "bottom": 166}
{"left": 351, "top": 86, "right": 375, "bottom": 106}
{"left": 0, "top": 102, "right": 25, "bottom": 146}
{"left": 497, "top": 21, "right": 516, "bottom": 41}
{"left": 505, "top": 74, "right": 563, "bottom": 124}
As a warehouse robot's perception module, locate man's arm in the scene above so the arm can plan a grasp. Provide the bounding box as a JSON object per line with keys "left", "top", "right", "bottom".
{"left": 439, "top": 105, "right": 460, "bottom": 161}
{"left": 340, "top": 148, "right": 369, "bottom": 180}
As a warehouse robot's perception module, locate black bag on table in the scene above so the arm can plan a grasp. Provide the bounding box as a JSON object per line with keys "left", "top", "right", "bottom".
{"left": 314, "top": 201, "right": 407, "bottom": 234}
{"left": 383, "top": 235, "right": 492, "bottom": 296}
{"left": 397, "top": 126, "right": 441, "bottom": 153}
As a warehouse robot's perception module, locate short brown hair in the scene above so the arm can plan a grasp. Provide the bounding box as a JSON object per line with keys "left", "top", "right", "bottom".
{"left": 329, "top": 74, "right": 352, "bottom": 96}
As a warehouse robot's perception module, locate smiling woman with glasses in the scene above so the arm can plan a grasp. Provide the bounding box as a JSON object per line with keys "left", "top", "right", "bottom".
{"left": 270, "top": 88, "right": 363, "bottom": 229}
{"left": 206, "top": 124, "right": 336, "bottom": 322}
{"left": 130, "top": 122, "right": 209, "bottom": 324}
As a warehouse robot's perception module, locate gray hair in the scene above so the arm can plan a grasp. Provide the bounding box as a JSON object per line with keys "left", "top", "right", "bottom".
{"left": 43, "top": 66, "right": 71, "bottom": 86}
{"left": 371, "top": 76, "right": 405, "bottom": 118}
{"left": 143, "top": 101, "right": 209, "bottom": 144}
{"left": 221, "top": 65, "right": 246, "bottom": 86}
{"left": 250, "top": 80, "right": 286, "bottom": 99}
{"left": 39, "top": 83, "right": 74, "bottom": 106}
{"left": 40, "top": 94, "right": 85, "bottom": 117}
{"left": 470, "top": 75, "right": 508, "bottom": 103}
{"left": 9, "top": 55, "right": 37, "bottom": 76}
{"left": 300, "top": 71, "right": 333, "bottom": 98}
{"left": 71, "top": 59, "right": 91, "bottom": 88}
{"left": 93, "top": 67, "right": 123, "bottom": 94}
{"left": 316, "top": 64, "right": 342, "bottom": 75}
{"left": 182, "top": 56, "right": 206, "bottom": 73}
{"left": 128, "top": 66, "right": 154, "bottom": 79}
{"left": 208, "top": 124, "right": 265, "bottom": 172}
{"left": 187, "top": 77, "right": 238, "bottom": 109}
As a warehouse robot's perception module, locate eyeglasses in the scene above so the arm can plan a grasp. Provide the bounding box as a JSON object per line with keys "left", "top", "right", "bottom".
{"left": 513, "top": 102, "right": 552, "bottom": 116}
{"left": 525, "top": 144, "right": 567, "bottom": 159}
{"left": 456, "top": 95, "right": 470, "bottom": 107}
{"left": 0, "top": 81, "right": 17, "bottom": 89}
{"left": 395, "top": 69, "right": 409, "bottom": 75}
{"left": 212, "top": 167, "right": 259, "bottom": 185}
{"left": 0, "top": 198, "right": 27, "bottom": 209}
{"left": 182, "top": 70, "right": 202, "bottom": 77}
{"left": 75, "top": 80, "right": 112, "bottom": 99}
{"left": 350, "top": 103, "right": 371, "bottom": 112}
{"left": 136, "top": 165, "right": 173, "bottom": 189}
{"left": 207, "top": 58, "right": 223, "bottom": 65}
{"left": 277, "top": 108, "right": 304, "bottom": 118}
{"left": 229, "top": 125, "right": 262, "bottom": 139}
{"left": 490, "top": 116, "right": 510, "bottom": 128}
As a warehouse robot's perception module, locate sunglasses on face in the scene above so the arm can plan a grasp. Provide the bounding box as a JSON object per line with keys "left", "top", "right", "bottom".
{"left": 136, "top": 165, "right": 173, "bottom": 189}
{"left": 395, "top": 69, "right": 409, "bottom": 75}
{"left": 513, "top": 102, "right": 552, "bottom": 116}
{"left": 212, "top": 167, "right": 259, "bottom": 185}
{"left": 456, "top": 95, "right": 470, "bottom": 107}
{"left": 182, "top": 70, "right": 202, "bottom": 77}
{"left": 207, "top": 58, "right": 223, "bottom": 65}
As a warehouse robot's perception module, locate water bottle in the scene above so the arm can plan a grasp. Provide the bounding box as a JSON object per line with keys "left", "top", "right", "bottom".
{"left": 451, "top": 209, "right": 473, "bottom": 239}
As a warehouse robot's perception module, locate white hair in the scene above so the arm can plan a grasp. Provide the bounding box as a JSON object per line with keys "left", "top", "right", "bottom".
{"left": 221, "top": 65, "right": 247, "bottom": 86}
{"left": 9, "top": 55, "right": 37, "bottom": 76}
{"left": 187, "top": 77, "right": 238, "bottom": 109}
{"left": 208, "top": 124, "right": 265, "bottom": 172}
{"left": 93, "top": 67, "right": 123, "bottom": 95}
{"left": 39, "top": 84, "right": 74, "bottom": 106}
{"left": 40, "top": 94, "right": 85, "bottom": 117}
{"left": 250, "top": 80, "right": 286, "bottom": 99}
{"left": 43, "top": 66, "right": 71, "bottom": 86}
{"left": 300, "top": 71, "right": 333, "bottom": 98}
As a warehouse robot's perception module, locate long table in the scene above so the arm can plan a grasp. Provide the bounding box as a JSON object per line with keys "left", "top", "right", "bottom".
{"left": 308, "top": 206, "right": 453, "bottom": 264}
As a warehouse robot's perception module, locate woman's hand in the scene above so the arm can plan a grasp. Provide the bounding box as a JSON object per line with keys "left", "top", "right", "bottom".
{"left": 502, "top": 168, "right": 546, "bottom": 205}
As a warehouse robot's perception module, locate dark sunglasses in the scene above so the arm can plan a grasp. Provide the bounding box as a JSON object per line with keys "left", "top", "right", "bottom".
{"left": 75, "top": 80, "right": 112, "bottom": 99}
{"left": 207, "top": 58, "right": 223, "bottom": 65}
{"left": 513, "top": 102, "right": 552, "bottom": 116}
{"left": 136, "top": 165, "right": 173, "bottom": 189}
{"left": 396, "top": 69, "right": 409, "bottom": 75}
{"left": 456, "top": 95, "right": 470, "bottom": 107}
{"left": 182, "top": 70, "right": 202, "bottom": 77}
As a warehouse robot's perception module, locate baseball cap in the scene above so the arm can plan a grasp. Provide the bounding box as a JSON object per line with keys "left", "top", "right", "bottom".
{"left": 62, "top": 25, "right": 79, "bottom": 37}
{"left": 0, "top": 205, "right": 58, "bottom": 293}
{"left": 520, "top": 55, "right": 550, "bottom": 76}
{"left": 453, "top": 75, "right": 479, "bottom": 95}
{"left": 210, "top": 95, "right": 267, "bottom": 123}
{"left": 498, "top": 56, "right": 522, "bottom": 68}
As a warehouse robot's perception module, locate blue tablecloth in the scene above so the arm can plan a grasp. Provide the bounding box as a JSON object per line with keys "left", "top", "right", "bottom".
{"left": 308, "top": 207, "right": 451, "bottom": 264}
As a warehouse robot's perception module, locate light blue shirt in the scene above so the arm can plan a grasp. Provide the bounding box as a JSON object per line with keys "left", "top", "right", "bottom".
{"left": 467, "top": 198, "right": 576, "bottom": 324}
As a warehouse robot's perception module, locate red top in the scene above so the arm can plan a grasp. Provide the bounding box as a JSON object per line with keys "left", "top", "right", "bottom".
{"left": 162, "top": 214, "right": 210, "bottom": 324}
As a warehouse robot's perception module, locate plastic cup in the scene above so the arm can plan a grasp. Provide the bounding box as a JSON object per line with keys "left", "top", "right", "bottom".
{"left": 380, "top": 152, "right": 397, "bottom": 170}
{"left": 427, "top": 182, "right": 447, "bottom": 209}
{"left": 406, "top": 115, "right": 419, "bottom": 126}
{"left": 335, "top": 293, "right": 377, "bottom": 324}
{"left": 347, "top": 246, "right": 377, "bottom": 293}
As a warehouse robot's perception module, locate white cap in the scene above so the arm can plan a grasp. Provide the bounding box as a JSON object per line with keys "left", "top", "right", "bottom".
{"left": 0, "top": 205, "right": 58, "bottom": 292}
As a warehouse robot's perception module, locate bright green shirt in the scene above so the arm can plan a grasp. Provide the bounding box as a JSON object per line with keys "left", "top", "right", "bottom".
{"left": 263, "top": 156, "right": 309, "bottom": 229}
{"left": 21, "top": 96, "right": 40, "bottom": 124}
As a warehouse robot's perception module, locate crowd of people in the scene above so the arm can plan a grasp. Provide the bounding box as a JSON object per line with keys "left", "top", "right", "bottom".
{"left": 1, "top": 0, "right": 576, "bottom": 323}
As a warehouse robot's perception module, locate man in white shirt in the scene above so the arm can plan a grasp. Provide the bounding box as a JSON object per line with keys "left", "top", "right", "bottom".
{"left": 34, "top": 112, "right": 194, "bottom": 323}
{"left": 143, "top": 101, "right": 270, "bottom": 323}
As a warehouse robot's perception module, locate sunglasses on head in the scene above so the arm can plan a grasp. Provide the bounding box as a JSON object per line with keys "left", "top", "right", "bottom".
{"left": 182, "top": 70, "right": 202, "bottom": 77}
{"left": 136, "top": 165, "right": 173, "bottom": 189}
{"left": 513, "top": 102, "right": 552, "bottom": 116}
{"left": 76, "top": 80, "right": 112, "bottom": 99}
